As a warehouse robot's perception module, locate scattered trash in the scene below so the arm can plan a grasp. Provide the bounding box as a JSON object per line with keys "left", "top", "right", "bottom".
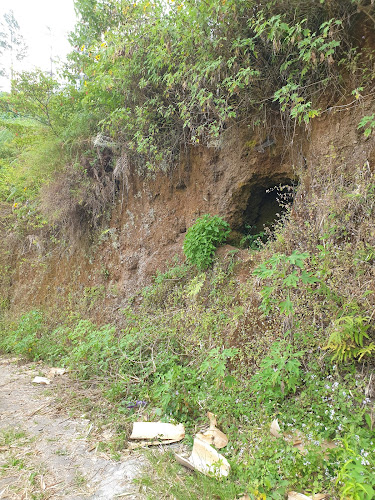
{"left": 32, "top": 376, "right": 51, "bottom": 385}
{"left": 173, "top": 411, "right": 230, "bottom": 477}
{"left": 175, "top": 436, "right": 230, "bottom": 477}
{"left": 270, "top": 419, "right": 282, "bottom": 438}
{"left": 196, "top": 411, "right": 228, "bottom": 449}
{"left": 48, "top": 367, "right": 67, "bottom": 377}
{"left": 288, "top": 492, "right": 327, "bottom": 500}
{"left": 128, "top": 439, "right": 181, "bottom": 450}
{"left": 129, "top": 422, "right": 185, "bottom": 443}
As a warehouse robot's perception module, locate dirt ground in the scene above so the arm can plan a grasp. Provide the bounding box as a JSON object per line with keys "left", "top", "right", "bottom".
{"left": 0, "top": 357, "right": 147, "bottom": 499}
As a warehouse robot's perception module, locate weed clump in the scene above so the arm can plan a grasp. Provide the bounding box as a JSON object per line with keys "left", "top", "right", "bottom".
{"left": 183, "top": 214, "right": 230, "bottom": 270}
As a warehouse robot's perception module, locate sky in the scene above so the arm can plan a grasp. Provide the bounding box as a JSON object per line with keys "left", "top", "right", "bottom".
{"left": 0, "top": 0, "right": 77, "bottom": 90}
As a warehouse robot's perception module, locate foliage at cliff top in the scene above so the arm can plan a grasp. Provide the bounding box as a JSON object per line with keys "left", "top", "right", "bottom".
{"left": 3, "top": 0, "right": 373, "bottom": 172}
{"left": 63, "top": 0, "right": 368, "bottom": 170}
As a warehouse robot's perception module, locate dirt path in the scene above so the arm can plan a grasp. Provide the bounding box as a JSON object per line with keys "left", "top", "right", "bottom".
{"left": 0, "top": 357, "right": 146, "bottom": 499}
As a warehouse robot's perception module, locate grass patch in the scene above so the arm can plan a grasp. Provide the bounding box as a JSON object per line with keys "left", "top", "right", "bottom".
{"left": 0, "top": 427, "right": 50, "bottom": 499}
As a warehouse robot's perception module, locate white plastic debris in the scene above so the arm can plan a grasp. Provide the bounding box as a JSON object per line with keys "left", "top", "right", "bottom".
{"left": 175, "top": 436, "right": 230, "bottom": 477}
{"left": 32, "top": 376, "right": 51, "bottom": 385}
{"left": 197, "top": 412, "right": 228, "bottom": 449}
{"left": 129, "top": 422, "right": 185, "bottom": 442}
{"left": 270, "top": 419, "right": 282, "bottom": 438}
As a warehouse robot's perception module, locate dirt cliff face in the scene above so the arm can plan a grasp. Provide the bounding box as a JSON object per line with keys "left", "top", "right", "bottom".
{"left": 2, "top": 105, "right": 375, "bottom": 323}
{"left": 104, "top": 125, "right": 294, "bottom": 298}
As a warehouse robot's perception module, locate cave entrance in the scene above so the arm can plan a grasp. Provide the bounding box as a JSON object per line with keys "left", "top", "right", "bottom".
{"left": 240, "top": 178, "right": 296, "bottom": 237}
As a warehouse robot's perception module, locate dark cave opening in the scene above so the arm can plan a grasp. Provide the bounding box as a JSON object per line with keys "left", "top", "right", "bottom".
{"left": 240, "top": 179, "right": 296, "bottom": 237}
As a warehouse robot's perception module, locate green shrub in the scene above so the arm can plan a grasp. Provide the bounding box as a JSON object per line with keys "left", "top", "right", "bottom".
{"left": 253, "top": 250, "right": 319, "bottom": 316}
{"left": 335, "top": 435, "right": 375, "bottom": 500}
{"left": 251, "top": 340, "right": 304, "bottom": 405}
{"left": 150, "top": 347, "right": 238, "bottom": 421}
{"left": 0, "top": 310, "right": 44, "bottom": 359}
{"left": 62, "top": 320, "right": 117, "bottom": 378}
{"left": 183, "top": 214, "right": 230, "bottom": 270}
{"left": 0, "top": 310, "right": 68, "bottom": 362}
{"left": 64, "top": 0, "right": 357, "bottom": 169}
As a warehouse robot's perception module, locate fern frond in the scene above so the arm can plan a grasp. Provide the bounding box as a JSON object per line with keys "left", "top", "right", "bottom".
{"left": 357, "top": 343, "right": 375, "bottom": 361}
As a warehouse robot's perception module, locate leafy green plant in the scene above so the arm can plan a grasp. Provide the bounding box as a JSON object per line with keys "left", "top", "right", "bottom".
{"left": 0, "top": 310, "right": 43, "bottom": 358}
{"left": 185, "top": 273, "right": 206, "bottom": 298}
{"left": 183, "top": 214, "right": 230, "bottom": 270}
{"left": 252, "top": 340, "right": 304, "bottom": 404}
{"left": 324, "top": 312, "right": 374, "bottom": 362}
{"left": 257, "top": 15, "right": 343, "bottom": 124}
{"left": 253, "top": 250, "right": 319, "bottom": 316}
{"left": 335, "top": 436, "right": 375, "bottom": 500}
{"left": 150, "top": 347, "right": 238, "bottom": 421}
{"left": 240, "top": 225, "right": 267, "bottom": 250}
{"left": 337, "top": 459, "right": 375, "bottom": 499}
{"left": 358, "top": 114, "right": 375, "bottom": 138}
{"left": 63, "top": 320, "right": 117, "bottom": 378}
{"left": 0, "top": 310, "right": 69, "bottom": 362}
